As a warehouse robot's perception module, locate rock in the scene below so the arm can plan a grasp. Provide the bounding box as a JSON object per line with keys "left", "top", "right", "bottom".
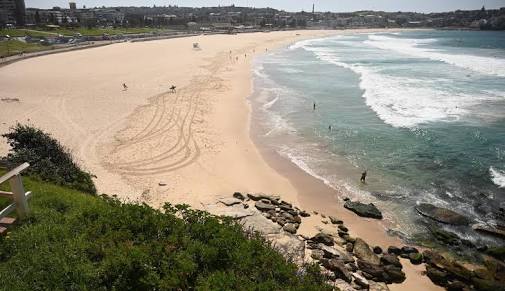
{"left": 446, "top": 280, "right": 468, "bottom": 291}
{"left": 430, "top": 227, "right": 461, "bottom": 246}
{"left": 318, "top": 244, "right": 354, "bottom": 263}
{"left": 381, "top": 254, "right": 402, "bottom": 268}
{"left": 408, "top": 252, "right": 423, "bottom": 265}
{"left": 346, "top": 262, "right": 358, "bottom": 272}
{"left": 292, "top": 215, "right": 301, "bottom": 224}
{"left": 346, "top": 242, "right": 354, "bottom": 253}
{"left": 281, "top": 211, "right": 294, "bottom": 221}
{"left": 426, "top": 265, "right": 448, "bottom": 286}
{"left": 383, "top": 264, "right": 406, "bottom": 283}
{"left": 344, "top": 200, "right": 383, "bottom": 219}
{"left": 233, "top": 192, "right": 245, "bottom": 200}
{"left": 276, "top": 218, "right": 286, "bottom": 226}
{"left": 329, "top": 216, "right": 343, "bottom": 224}
{"left": 311, "top": 249, "right": 324, "bottom": 260}
{"left": 322, "top": 259, "right": 352, "bottom": 283}
{"left": 312, "top": 232, "right": 334, "bottom": 246}
{"left": 368, "top": 281, "right": 390, "bottom": 291}
{"left": 240, "top": 213, "right": 281, "bottom": 235}
{"left": 321, "top": 214, "right": 327, "bottom": 218}
{"left": 353, "top": 238, "right": 381, "bottom": 265}
{"left": 299, "top": 210, "right": 310, "bottom": 217}
{"left": 473, "top": 268, "right": 494, "bottom": 280}
{"left": 338, "top": 225, "right": 349, "bottom": 232}
{"left": 267, "top": 233, "right": 305, "bottom": 265}
{"left": 471, "top": 277, "right": 505, "bottom": 291}
{"left": 322, "top": 220, "right": 328, "bottom": 224}
{"left": 158, "top": 182, "right": 167, "bottom": 186}
{"left": 343, "top": 197, "right": 350, "bottom": 202}
{"left": 401, "top": 246, "right": 419, "bottom": 254}
{"left": 352, "top": 272, "right": 369, "bottom": 288}
{"left": 205, "top": 203, "right": 254, "bottom": 219}
{"left": 255, "top": 200, "right": 276, "bottom": 211}
{"left": 473, "top": 223, "right": 505, "bottom": 239}
{"left": 415, "top": 203, "right": 470, "bottom": 225}
{"left": 247, "top": 193, "right": 280, "bottom": 202}
{"left": 486, "top": 246, "right": 505, "bottom": 261}
{"left": 422, "top": 250, "right": 447, "bottom": 266}
{"left": 243, "top": 204, "right": 249, "bottom": 209}
{"left": 387, "top": 246, "right": 402, "bottom": 255}
{"left": 373, "top": 246, "right": 383, "bottom": 254}
{"left": 320, "top": 267, "right": 337, "bottom": 281}
{"left": 283, "top": 223, "right": 297, "bottom": 234}
{"left": 333, "top": 279, "right": 355, "bottom": 291}
{"left": 357, "top": 260, "right": 384, "bottom": 279}
{"left": 263, "top": 212, "right": 272, "bottom": 219}
{"left": 313, "top": 211, "right": 319, "bottom": 215}
{"left": 219, "top": 197, "right": 242, "bottom": 206}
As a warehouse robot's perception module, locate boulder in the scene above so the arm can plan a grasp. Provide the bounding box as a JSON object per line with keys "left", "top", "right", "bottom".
{"left": 219, "top": 197, "right": 243, "bottom": 206}
{"left": 299, "top": 210, "right": 310, "bottom": 217}
{"left": 380, "top": 254, "right": 402, "bottom": 268}
{"left": 338, "top": 225, "right": 349, "bottom": 232}
{"left": 205, "top": 203, "right": 254, "bottom": 219}
{"left": 387, "top": 246, "right": 402, "bottom": 255}
{"left": 333, "top": 279, "right": 356, "bottom": 291}
{"left": 255, "top": 200, "right": 276, "bottom": 211}
{"left": 312, "top": 232, "right": 334, "bottom": 246}
{"left": 232, "top": 192, "right": 245, "bottom": 200}
{"left": 346, "top": 242, "right": 354, "bottom": 253}
{"left": 267, "top": 233, "right": 305, "bottom": 265}
{"left": 486, "top": 246, "right": 505, "bottom": 261}
{"left": 353, "top": 238, "right": 380, "bottom": 265}
{"left": 322, "top": 259, "right": 352, "bottom": 283}
{"left": 352, "top": 272, "right": 369, "bottom": 288}
{"left": 329, "top": 216, "right": 343, "bottom": 224}
{"left": 368, "top": 281, "right": 390, "bottom": 291}
{"left": 473, "top": 223, "right": 505, "bottom": 239}
{"left": 430, "top": 227, "right": 461, "bottom": 246}
{"left": 247, "top": 193, "right": 280, "bottom": 202}
{"left": 409, "top": 252, "right": 423, "bottom": 265}
{"left": 471, "top": 278, "right": 505, "bottom": 291}
{"left": 373, "top": 246, "right": 383, "bottom": 254}
{"left": 283, "top": 223, "right": 297, "bottom": 234}
{"left": 383, "top": 264, "right": 406, "bottom": 283}
{"left": 318, "top": 243, "right": 340, "bottom": 258}
{"left": 357, "top": 259, "right": 384, "bottom": 279}
{"left": 426, "top": 265, "right": 448, "bottom": 286}
{"left": 240, "top": 213, "right": 281, "bottom": 235}
{"left": 281, "top": 212, "right": 294, "bottom": 221}
{"left": 401, "top": 246, "right": 419, "bottom": 254}
{"left": 446, "top": 280, "right": 468, "bottom": 291}
{"left": 344, "top": 200, "right": 383, "bottom": 219}
{"left": 415, "top": 203, "right": 469, "bottom": 225}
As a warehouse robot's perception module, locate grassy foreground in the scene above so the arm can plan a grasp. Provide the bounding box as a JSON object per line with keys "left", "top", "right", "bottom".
{"left": 0, "top": 27, "right": 174, "bottom": 37}
{"left": 0, "top": 174, "right": 330, "bottom": 290}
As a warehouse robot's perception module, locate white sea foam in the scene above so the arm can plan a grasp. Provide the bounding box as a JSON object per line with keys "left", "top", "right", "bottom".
{"left": 365, "top": 35, "right": 505, "bottom": 77}
{"left": 490, "top": 167, "right": 505, "bottom": 188}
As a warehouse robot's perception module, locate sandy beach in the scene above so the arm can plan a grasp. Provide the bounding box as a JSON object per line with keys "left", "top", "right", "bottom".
{"left": 0, "top": 29, "right": 441, "bottom": 290}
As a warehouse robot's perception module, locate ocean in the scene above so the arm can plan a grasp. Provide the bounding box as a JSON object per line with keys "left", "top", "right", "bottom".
{"left": 251, "top": 30, "right": 505, "bottom": 247}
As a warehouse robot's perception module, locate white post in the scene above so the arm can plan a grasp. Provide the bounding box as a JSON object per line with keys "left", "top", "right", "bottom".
{"left": 9, "top": 174, "right": 29, "bottom": 219}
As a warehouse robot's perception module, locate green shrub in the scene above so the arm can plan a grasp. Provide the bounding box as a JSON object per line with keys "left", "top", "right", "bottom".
{"left": 1, "top": 124, "right": 96, "bottom": 194}
{"left": 0, "top": 176, "right": 331, "bottom": 290}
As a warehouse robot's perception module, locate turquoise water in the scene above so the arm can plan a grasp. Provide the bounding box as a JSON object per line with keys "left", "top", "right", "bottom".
{"left": 252, "top": 30, "right": 505, "bottom": 245}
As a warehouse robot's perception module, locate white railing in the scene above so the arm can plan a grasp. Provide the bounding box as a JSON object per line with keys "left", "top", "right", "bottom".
{"left": 0, "top": 163, "right": 31, "bottom": 220}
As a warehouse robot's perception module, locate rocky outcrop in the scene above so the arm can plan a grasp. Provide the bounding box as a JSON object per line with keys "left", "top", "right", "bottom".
{"left": 267, "top": 233, "right": 305, "bottom": 265}
{"left": 219, "top": 197, "right": 242, "bottom": 206}
{"left": 312, "top": 232, "right": 334, "bottom": 246}
{"left": 344, "top": 200, "right": 383, "bottom": 219}
{"left": 415, "top": 203, "right": 470, "bottom": 225}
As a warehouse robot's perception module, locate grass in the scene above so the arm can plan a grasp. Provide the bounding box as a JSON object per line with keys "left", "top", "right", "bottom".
{"left": 0, "top": 173, "right": 331, "bottom": 290}
{"left": 0, "top": 40, "right": 52, "bottom": 57}
{"left": 1, "top": 27, "right": 176, "bottom": 37}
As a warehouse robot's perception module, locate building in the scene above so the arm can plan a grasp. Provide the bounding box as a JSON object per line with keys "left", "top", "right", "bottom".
{"left": 0, "top": 0, "right": 25, "bottom": 26}
{"left": 69, "top": 2, "right": 76, "bottom": 11}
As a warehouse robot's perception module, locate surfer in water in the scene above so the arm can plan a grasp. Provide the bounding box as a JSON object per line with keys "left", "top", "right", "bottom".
{"left": 360, "top": 170, "right": 367, "bottom": 183}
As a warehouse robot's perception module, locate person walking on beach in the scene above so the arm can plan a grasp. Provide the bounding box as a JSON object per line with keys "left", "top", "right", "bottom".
{"left": 328, "top": 125, "right": 332, "bottom": 131}
{"left": 122, "top": 83, "right": 128, "bottom": 91}
{"left": 313, "top": 102, "right": 316, "bottom": 111}
{"left": 360, "top": 170, "right": 367, "bottom": 183}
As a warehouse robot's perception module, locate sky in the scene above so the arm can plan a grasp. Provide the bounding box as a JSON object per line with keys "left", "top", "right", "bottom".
{"left": 25, "top": 0, "right": 505, "bottom": 13}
